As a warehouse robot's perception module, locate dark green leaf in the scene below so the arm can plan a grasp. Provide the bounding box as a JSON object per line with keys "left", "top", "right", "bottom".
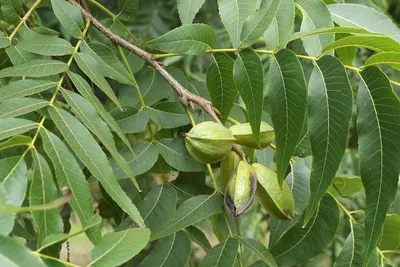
{"left": 51, "top": 0, "right": 84, "bottom": 39}
{"left": 333, "top": 221, "right": 364, "bottom": 267}
{"left": 115, "top": 109, "right": 149, "bottom": 134}
{"left": 0, "top": 235, "right": 46, "bottom": 267}
{"left": 5, "top": 45, "right": 40, "bottom": 66}
{"left": 0, "top": 80, "right": 57, "bottom": 101}
{"left": 199, "top": 238, "right": 239, "bottom": 267}
{"left": 0, "top": 98, "right": 48, "bottom": 119}
{"left": 186, "top": 226, "right": 212, "bottom": 251}
{"left": 18, "top": 35, "right": 74, "bottom": 56}
{"left": 147, "top": 102, "right": 190, "bottom": 129}
{"left": 236, "top": 236, "right": 278, "bottom": 267}
{"left": 0, "top": 0, "right": 21, "bottom": 24}
{"left": 117, "top": 0, "right": 139, "bottom": 22}
{"left": 0, "top": 59, "right": 68, "bottom": 78}
{"left": 177, "top": 0, "right": 206, "bottom": 24}
{"left": 0, "top": 118, "right": 37, "bottom": 141}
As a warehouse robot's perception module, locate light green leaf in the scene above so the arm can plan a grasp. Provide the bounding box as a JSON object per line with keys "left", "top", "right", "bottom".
{"left": 30, "top": 149, "right": 63, "bottom": 248}
{"left": 328, "top": 4, "right": 400, "bottom": 41}
{"left": 0, "top": 235, "right": 46, "bottom": 267}
{"left": 0, "top": 118, "right": 37, "bottom": 141}
{"left": 0, "top": 135, "right": 31, "bottom": 151}
{"left": 199, "top": 238, "right": 238, "bottom": 267}
{"left": 0, "top": 0, "right": 21, "bottom": 24}
{"left": 304, "top": 55, "right": 353, "bottom": 225}
{"left": 0, "top": 37, "right": 10, "bottom": 49}
{"left": 268, "top": 49, "right": 307, "bottom": 185}
{"left": 218, "top": 0, "right": 258, "bottom": 47}
{"left": 236, "top": 237, "right": 278, "bottom": 267}
{"left": 40, "top": 128, "right": 101, "bottom": 245}
{"left": 146, "top": 24, "right": 216, "bottom": 55}
{"left": 0, "top": 80, "right": 58, "bottom": 101}
{"left": 117, "top": 0, "right": 139, "bottom": 22}
{"left": 61, "top": 89, "right": 140, "bottom": 190}
{"left": 48, "top": 106, "right": 144, "bottom": 227}
{"left": 139, "top": 231, "right": 191, "bottom": 267}
{"left": 186, "top": 226, "right": 212, "bottom": 251}
{"left": 322, "top": 36, "right": 400, "bottom": 54}
{"left": 5, "top": 45, "right": 40, "bottom": 66}
{"left": 157, "top": 138, "right": 206, "bottom": 172}
{"left": 115, "top": 109, "right": 149, "bottom": 134}
{"left": 335, "top": 33, "right": 356, "bottom": 65}
{"left": 379, "top": 214, "right": 400, "bottom": 251}
{"left": 74, "top": 53, "right": 121, "bottom": 107}
{"left": 233, "top": 49, "right": 263, "bottom": 146}
{"left": 90, "top": 228, "right": 150, "bottom": 267}
{"left": 147, "top": 102, "right": 190, "bottom": 129}
{"left": 151, "top": 194, "right": 223, "bottom": 240}
{"left": 364, "top": 52, "right": 400, "bottom": 70}
{"left": 0, "top": 98, "right": 48, "bottom": 119}
{"left": 296, "top": 0, "right": 334, "bottom": 56}
{"left": 328, "top": 175, "right": 363, "bottom": 197}
{"left": 270, "top": 194, "right": 339, "bottom": 265}
{"left": 51, "top": 0, "right": 83, "bottom": 39}
{"left": 177, "top": 0, "right": 206, "bottom": 24}
{"left": 18, "top": 35, "right": 74, "bottom": 56}
{"left": 0, "top": 59, "right": 68, "bottom": 78}
{"left": 333, "top": 221, "right": 364, "bottom": 267}
{"left": 357, "top": 66, "right": 400, "bottom": 265}
{"left": 240, "top": 0, "right": 280, "bottom": 48}
{"left": 206, "top": 53, "right": 237, "bottom": 123}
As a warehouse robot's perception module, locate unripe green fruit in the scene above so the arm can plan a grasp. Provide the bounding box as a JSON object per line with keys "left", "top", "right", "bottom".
{"left": 252, "top": 163, "right": 295, "bottom": 220}
{"left": 185, "top": 121, "right": 235, "bottom": 164}
{"left": 220, "top": 151, "right": 241, "bottom": 191}
{"left": 229, "top": 122, "right": 275, "bottom": 149}
{"left": 224, "top": 161, "right": 257, "bottom": 217}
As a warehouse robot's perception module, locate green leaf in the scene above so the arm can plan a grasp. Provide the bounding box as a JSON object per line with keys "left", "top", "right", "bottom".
{"left": 379, "top": 214, "right": 400, "bottom": 250}
{"left": 146, "top": 24, "right": 216, "bottom": 55}
{"left": 304, "top": 55, "right": 353, "bottom": 225}
{"left": 357, "top": 66, "right": 400, "bottom": 265}
{"left": 364, "top": 52, "right": 400, "bottom": 70}
{"left": 40, "top": 128, "right": 101, "bottom": 245}
{"left": 0, "top": 59, "right": 68, "bottom": 78}
{"left": 67, "top": 71, "right": 132, "bottom": 153}
{"left": 74, "top": 53, "right": 121, "bottom": 107}
{"left": 264, "top": 0, "right": 295, "bottom": 49}
{"left": 157, "top": 138, "right": 206, "bottom": 172}
{"left": 0, "top": 135, "right": 31, "bottom": 151}
{"left": 111, "top": 141, "right": 159, "bottom": 178}
{"left": 138, "top": 231, "right": 191, "bottom": 267}
{"left": 0, "top": 235, "right": 46, "bottom": 267}
{"left": 48, "top": 106, "right": 145, "bottom": 227}
{"left": 322, "top": 36, "right": 400, "bottom": 54}
{"left": 151, "top": 194, "right": 223, "bottom": 240}
{"left": 270, "top": 194, "right": 339, "bottom": 265}
{"left": 115, "top": 109, "right": 149, "bottom": 134}
{"left": 328, "top": 175, "right": 364, "bottom": 197}
{"left": 233, "top": 49, "right": 263, "bottom": 146}
{"left": 18, "top": 35, "right": 74, "bottom": 56}
{"left": 30, "top": 149, "right": 63, "bottom": 248}
{"left": 90, "top": 228, "right": 150, "bottom": 267}
{"left": 199, "top": 238, "right": 239, "bottom": 267}
{"left": 81, "top": 42, "right": 132, "bottom": 85}
{"left": 138, "top": 184, "right": 177, "bottom": 232}
{"left": 117, "top": 0, "right": 139, "bottom": 22}
{"left": 218, "top": 0, "right": 258, "bottom": 47}
{"left": 333, "top": 221, "right": 364, "bottom": 267}
{"left": 61, "top": 89, "right": 140, "bottom": 190}
{"left": 296, "top": 0, "right": 334, "bottom": 56}
{"left": 186, "top": 226, "right": 212, "bottom": 251}
{"left": 147, "top": 102, "right": 190, "bottom": 129}
{"left": 5, "top": 45, "right": 40, "bottom": 66}
{"left": 240, "top": 0, "right": 280, "bottom": 48}
{"left": 268, "top": 49, "right": 307, "bottom": 184}
{"left": 0, "top": 80, "right": 58, "bottom": 101}
{"left": 0, "top": 0, "right": 21, "bottom": 24}
{"left": 236, "top": 237, "right": 278, "bottom": 267}
{"left": 177, "top": 0, "right": 206, "bottom": 24}
{"left": 0, "top": 37, "right": 10, "bottom": 49}
{"left": 335, "top": 33, "right": 356, "bottom": 65}
{"left": 0, "top": 98, "right": 48, "bottom": 119}
{"left": 328, "top": 4, "right": 400, "bottom": 40}
{"left": 206, "top": 53, "right": 237, "bottom": 123}
{"left": 51, "top": 0, "right": 84, "bottom": 39}
{"left": 0, "top": 118, "right": 37, "bottom": 141}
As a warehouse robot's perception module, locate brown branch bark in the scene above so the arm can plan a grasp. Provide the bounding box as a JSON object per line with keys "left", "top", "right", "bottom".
{"left": 68, "top": 0, "right": 221, "bottom": 123}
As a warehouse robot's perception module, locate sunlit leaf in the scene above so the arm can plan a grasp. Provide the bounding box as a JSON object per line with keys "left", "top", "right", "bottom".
{"left": 379, "top": 214, "right": 400, "bottom": 250}
{"left": 328, "top": 175, "right": 363, "bottom": 197}
{"left": 322, "top": 36, "right": 400, "bottom": 54}
{"left": 0, "top": 235, "right": 46, "bottom": 267}
{"left": 0, "top": 135, "right": 31, "bottom": 151}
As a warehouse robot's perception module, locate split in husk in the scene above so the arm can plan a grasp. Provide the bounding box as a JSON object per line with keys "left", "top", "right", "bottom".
{"left": 219, "top": 151, "right": 241, "bottom": 191}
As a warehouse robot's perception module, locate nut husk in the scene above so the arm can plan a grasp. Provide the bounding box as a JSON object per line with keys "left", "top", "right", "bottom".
{"left": 185, "top": 121, "right": 236, "bottom": 164}
{"left": 219, "top": 151, "right": 241, "bottom": 191}
{"left": 224, "top": 161, "right": 257, "bottom": 217}
{"left": 229, "top": 122, "right": 275, "bottom": 149}
{"left": 252, "top": 163, "right": 295, "bottom": 220}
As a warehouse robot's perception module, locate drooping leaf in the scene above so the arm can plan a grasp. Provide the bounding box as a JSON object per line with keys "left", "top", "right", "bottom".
{"left": 268, "top": 49, "right": 307, "bottom": 185}
{"left": 357, "top": 66, "right": 400, "bottom": 265}
{"left": 0, "top": 0, "right": 21, "bottom": 24}
{"left": 304, "top": 55, "right": 353, "bottom": 225}
{"left": 0, "top": 118, "right": 37, "bottom": 141}
{"left": 51, "top": 0, "right": 84, "bottom": 39}
{"left": 240, "top": 0, "right": 280, "bottom": 48}
{"left": 296, "top": 0, "right": 334, "bottom": 56}
{"left": 157, "top": 138, "right": 206, "bottom": 172}
{"left": 40, "top": 128, "right": 102, "bottom": 244}
{"left": 333, "top": 221, "right": 364, "bottom": 267}
{"left": 379, "top": 214, "right": 400, "bottom": 250}
{"left": 0, "top": 135, "right": 31, "bottom": 151}
{"left": 151, "top": 194, "right": 223, "bottom": 240}
{"left": 0, "top": 59, "right": 68, "bottom": 78}
{"left": 0, "top": 80, "right": 57, "bottom": 101}
{"left": 236, "top": 236, "right": 278, "bottom": 267}
{"left": 115, "top": 109, "right": 149, "bottom": 134}
{"left": 199, "top": 238, "right": 239, "bottom": 267}
{"left": 270, "top": 194, "right": 339, "bottom": 265}
{"left": 328, "top": 175, "right": 364, "bottom": 197}
{"left": 117, "top": 0, "right": 139, "bottom": 22}
{"left": 0, "top": 235, "right": 46, "bottom": 267}
{"left": 147, "top": 102, "right": 190, "bottom": 129}
{"left": 233, "top": 49, "right": 264, "bottom": 146}
{"left": 18, "top": 35, "right": 74, "bottom": 56}
{"left": 0, "top": 98, "right": 48, "bottom": 119}
{"left": 206, "top": 52, "right": 237, "bottom": 123}
{"left": 186, "top": 226, "right": 212, "bottom": 251}
{"left": 138, "top": 231, "right": 191, "bottom": 267}
{"left": 177, "top": 0, "right": 206, "bottom": 24}
{"left": 322, "top": 36, "right": 400, "bottom": 54}
{"left": 48, "top": 107, "right": 144, "bottom": 227}
{"left": 364, "top": 52, "right": 400, "bottom": 70}
{"left": 0, "top": 37, "right": 10, "bottom": 49}
{"left": 5, "top": 45, "right": 40, "bottom": 66}
{"left": 90, "top": 228, "right": 150, "bottom": 267}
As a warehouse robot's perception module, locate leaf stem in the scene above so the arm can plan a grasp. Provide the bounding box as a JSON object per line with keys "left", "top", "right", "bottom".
{"left": 8, "top": 0, "right": 42, "bottom": 41}
{"left": 269, "top": 143, "right": 296, "bottom": 163}
{"left": 33, "top": 252, "right": 82, "bottom": 267}
{"left": 227, "top": 116, "right": 241, "bottom": 125}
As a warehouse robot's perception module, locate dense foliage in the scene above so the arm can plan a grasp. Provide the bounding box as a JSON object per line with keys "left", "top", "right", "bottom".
{"left": 0, "top": 0, "right": 399, "bottom": 266}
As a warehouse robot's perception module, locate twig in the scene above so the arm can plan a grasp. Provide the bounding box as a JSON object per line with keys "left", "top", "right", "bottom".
{"left": 68, "top": 0, "right": 221, "bottom": 123}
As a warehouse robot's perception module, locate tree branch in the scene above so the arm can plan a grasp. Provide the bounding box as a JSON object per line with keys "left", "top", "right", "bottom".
{"left": 68, "top": 0, "right": 221, "bottom": 123}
